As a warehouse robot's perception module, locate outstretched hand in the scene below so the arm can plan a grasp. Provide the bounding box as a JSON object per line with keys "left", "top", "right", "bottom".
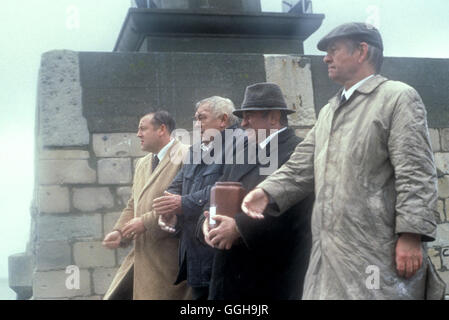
{"left": 153, "top": 191, "right": 182, "bottom": 216}
{"left": 241, "top": 188, "right": 268, "bottom": 219}
{"left": 102, "top": 230, "right": 122, "bottom": 249}
{"left": 158, "top": 214, "right": 177, "bottom": 233}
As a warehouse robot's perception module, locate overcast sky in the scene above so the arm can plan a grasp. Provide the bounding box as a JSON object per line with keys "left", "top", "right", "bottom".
{"left": 0, "top": 0, "right": 448, "bottom": 281}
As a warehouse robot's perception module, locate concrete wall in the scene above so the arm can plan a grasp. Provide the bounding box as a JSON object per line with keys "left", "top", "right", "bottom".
{"left": 78, "top": 52, "right": 315, "bottom": 133}
{"left": 9, "top": 50, "right": 449, "bottom": 299}
{"left": 307, "top": 55, "right": 449, "bottom": 128}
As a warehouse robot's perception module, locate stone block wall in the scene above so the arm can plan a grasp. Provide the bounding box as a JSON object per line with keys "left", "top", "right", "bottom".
{"left": 429, "top": 128, "right": 449, "bottom": 293}
{"left": 34, "top": 130, "right": 147, "bottom": 299}
{"left": 30, "top": 51, "right": 152, "bottom": 299}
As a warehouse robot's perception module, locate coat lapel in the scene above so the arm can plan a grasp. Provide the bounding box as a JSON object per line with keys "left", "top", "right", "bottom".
{"left": 228, "top": 163, "right": 258, "bottom": 182}
{"left": 228, "top": 129, "right": 292, "bottom": 181}
{"left": 136, "top": 140, "right": 180, "bottom": 203}
{"left": 331, "top": 75, "right": 389, "bottom": 112}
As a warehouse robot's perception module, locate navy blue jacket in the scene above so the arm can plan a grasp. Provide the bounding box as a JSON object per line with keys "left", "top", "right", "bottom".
{"left": 167, "top": 125, "right": 243, "bottom": 287}
{"left": 168, "top": 148, "right": 222, "bottom": 287}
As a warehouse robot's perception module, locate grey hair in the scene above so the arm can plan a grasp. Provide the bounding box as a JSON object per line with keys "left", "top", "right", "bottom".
{"left": 195, "top": 96, "right": 239, "bottom": 126}
{"left": 366, "top": 44, "right": 383, "bottom": 73}
{"left": 345, "top": 39, "right": 384, "bottom": 74}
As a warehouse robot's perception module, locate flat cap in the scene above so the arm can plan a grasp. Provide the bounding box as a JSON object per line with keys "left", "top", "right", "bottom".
{"left": 317, "top": 22, "right": 383, "bottom": 51}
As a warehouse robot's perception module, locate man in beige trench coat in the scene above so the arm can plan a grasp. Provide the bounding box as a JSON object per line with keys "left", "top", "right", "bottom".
{"left": 241, "top": 23, "right": 446, "bottom": 299}
{"left": 102, "top": 110, "right": 191, "bottom": 300}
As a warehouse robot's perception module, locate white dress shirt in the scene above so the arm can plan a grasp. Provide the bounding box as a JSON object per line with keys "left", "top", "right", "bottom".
{"left": 259, "top": 127, "right": 287, "bottom": 150}
{"left": 341, "top": 74, "right": 375, "bottom": 101}
{"left": 156, "top": 138, "right": 175, "bottom": 162}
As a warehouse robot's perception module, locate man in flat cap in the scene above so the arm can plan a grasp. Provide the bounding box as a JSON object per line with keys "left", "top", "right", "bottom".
{"left": 241, "top": 23, "right": 445, "bottom": 299}
{"left": 197, "top": 82, "right": 314, "bottom": 299}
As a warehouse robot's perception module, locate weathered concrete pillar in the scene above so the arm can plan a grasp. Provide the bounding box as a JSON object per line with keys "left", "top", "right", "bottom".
{"left": 264, "top": 55, "right": 316, "bottom": 128}
{"left": 8, "top": 253, "right": 33, "bottom": 300}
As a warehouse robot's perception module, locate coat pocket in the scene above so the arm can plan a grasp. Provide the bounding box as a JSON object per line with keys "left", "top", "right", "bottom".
{"left": 425, "top": 256, "right": 446, "bottom": 300}
{"left": 201, "top": 166, "right": 223, "bottom": 187}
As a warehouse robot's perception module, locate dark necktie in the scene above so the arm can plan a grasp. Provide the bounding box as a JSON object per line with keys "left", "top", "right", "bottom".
{"left": 151, "top": 154, "right": 159, "bottom": 171}
{"left": 339, "top": 94, "right": 347, "bottom": 106}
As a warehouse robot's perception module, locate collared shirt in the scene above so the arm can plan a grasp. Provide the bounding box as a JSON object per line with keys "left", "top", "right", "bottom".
{"left": 259, "top": 127, "right": 287, "bottom": 150}
{"left": 341, "top": 74, "right": 375, "bottom": 101}
{"left": 157, "top": 138, "right": 175, "bottom": 162}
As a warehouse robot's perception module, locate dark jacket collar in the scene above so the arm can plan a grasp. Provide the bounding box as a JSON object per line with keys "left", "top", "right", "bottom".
{"left": 262, "top": 127, "right": 295, "bottom": 153}
{"left": 228, "top": 127, "right": 295, "bottom": 181}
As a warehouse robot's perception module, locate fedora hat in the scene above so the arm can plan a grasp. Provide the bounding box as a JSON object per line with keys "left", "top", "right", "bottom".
{"left": 233, "top": 82, "right": 295, "bottom": 118}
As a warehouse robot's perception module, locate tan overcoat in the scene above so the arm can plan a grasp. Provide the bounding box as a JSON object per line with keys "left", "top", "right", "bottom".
{"left": 104, "top": 139, "right": 191, "bottom": 300}
{"left": 259, "top": 75, "right": 445, "bottom": 299}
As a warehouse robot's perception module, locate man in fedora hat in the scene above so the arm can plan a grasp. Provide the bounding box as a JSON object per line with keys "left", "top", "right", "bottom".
{"left": 197, "top": 82, "right": 314, "bottom": 299}
{"left": 241, "top": 23, "right": 445, "bottom": 299}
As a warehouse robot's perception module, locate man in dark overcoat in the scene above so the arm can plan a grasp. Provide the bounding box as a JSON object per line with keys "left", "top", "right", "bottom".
{"left": 198, "top": 83, "right": 314, "bottom": 299}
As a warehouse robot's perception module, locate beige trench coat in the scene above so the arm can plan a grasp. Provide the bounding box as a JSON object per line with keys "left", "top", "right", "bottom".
{"left": 259, "top": 75, "right": 445, "bottom": 299}
{"left": 104, "top": 139, "right": 191, "bottom": 300}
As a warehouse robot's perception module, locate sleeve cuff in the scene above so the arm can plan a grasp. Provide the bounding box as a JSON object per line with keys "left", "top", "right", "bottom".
{"left": 141, "top": 212, "right": 153, "bottom": 231}
{"left": 395, "top": 214, "right": 437, "bottom": 242}
{"left": 181, "top": 196, "right": 205, "bottom": 219}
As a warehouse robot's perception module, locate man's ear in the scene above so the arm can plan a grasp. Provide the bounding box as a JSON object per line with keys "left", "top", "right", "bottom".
{"left": 158, "top": 123, "right": 167, "bottom": 136}
{"left": 270, "top": 110, "right": 281, "bottom": 125}
{"left": 358, "top": 42, "right": 369, "bottom": 63}
{"left": 220, "top": 113, "right": 229, "bottom": 128}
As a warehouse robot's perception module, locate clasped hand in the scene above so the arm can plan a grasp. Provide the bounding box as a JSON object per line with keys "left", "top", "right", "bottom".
{"left": 122, "top": 217, "right": 145, "bottom": 239}
{"left": 102, "top": 217, "right": 145, "bottom": 249}
{"left": 202, "top": 211, "right": 240, "bottom": 250}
